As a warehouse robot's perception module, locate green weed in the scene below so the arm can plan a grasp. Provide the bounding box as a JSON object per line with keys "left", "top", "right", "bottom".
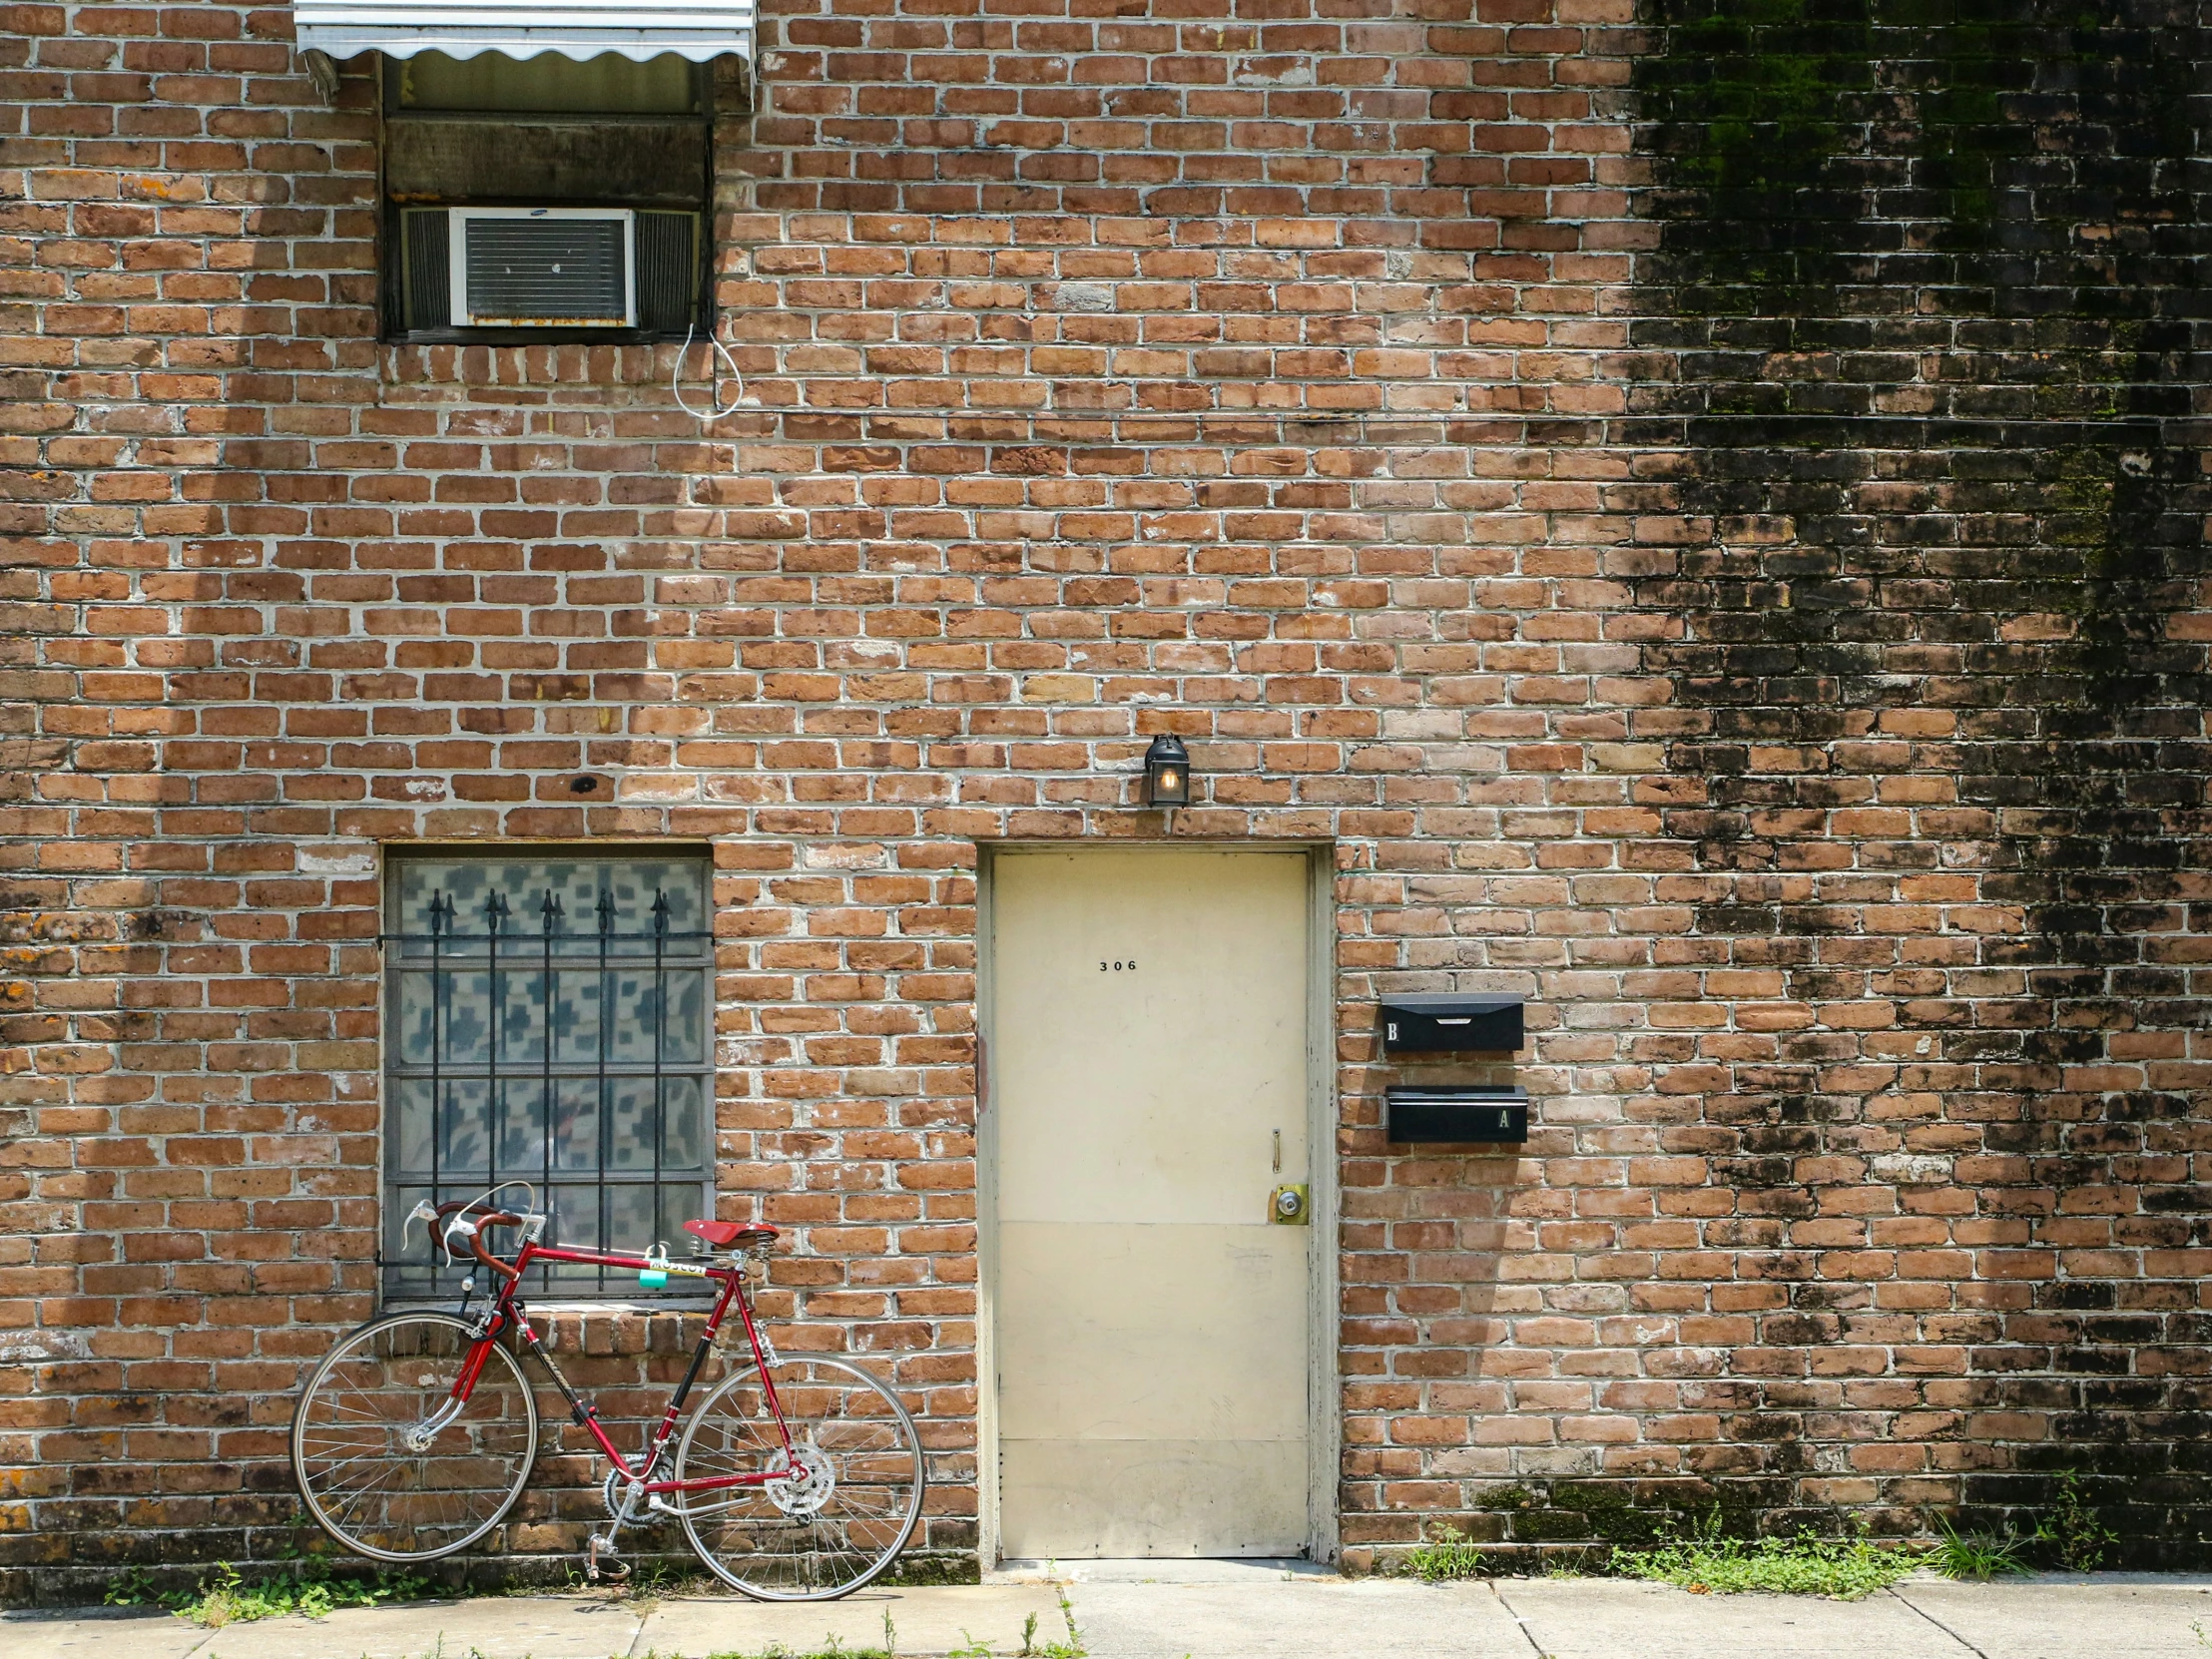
{"left": 1613, "top": 1510, "right": 1916, "bottom": 1600}
{"left": 1034, "top": 1581, "right": 1085, "bottom": 1659}
{"left": 941, "top": 1585, "right": 1081, "bottom": 1659}
{"left": 1404, "top": 1522, "right": 1486, "bottom": 1583}
{"left": 1935, "top": 1468, "right": 2120, "bottom": 1574}
{"left": 2045, "top": 1469, "right": 2119, "bottom": 1572}
{"left": 700, "top": 1617, "right": 901, "bottom": 1659}
{"left": 105, "top": 1553, "right": 433, "bottom": 1627}
{"left": 101, "top": 1567, "right": 164, "bottom": 1610}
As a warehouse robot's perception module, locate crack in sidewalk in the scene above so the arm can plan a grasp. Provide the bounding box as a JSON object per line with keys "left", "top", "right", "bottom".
{"left": 1886, "top": 1584, "right": 1992, "bottom": 1659}
{"left": 1489, "top": 1583, "right": 1550, "bottom": 1658}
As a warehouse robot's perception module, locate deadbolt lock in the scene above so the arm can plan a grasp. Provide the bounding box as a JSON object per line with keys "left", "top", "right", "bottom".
{"left": 1269, "top": 1183, "right": 1310, "bottom": 1226}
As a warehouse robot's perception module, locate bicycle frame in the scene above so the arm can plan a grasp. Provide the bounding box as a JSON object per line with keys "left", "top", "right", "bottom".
{"left": 452, "top": 1236, "right": 799, "bottom": 1502}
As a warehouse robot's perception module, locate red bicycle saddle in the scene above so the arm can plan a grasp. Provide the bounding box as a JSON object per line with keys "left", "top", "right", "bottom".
{"left": 684, "top": 1218, "right": 779, "bottom": 1249}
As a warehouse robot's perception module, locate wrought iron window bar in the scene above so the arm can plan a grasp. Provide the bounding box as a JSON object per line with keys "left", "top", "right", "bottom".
{"left": 380, "top": 872, "right": 714, "bottom": 1301}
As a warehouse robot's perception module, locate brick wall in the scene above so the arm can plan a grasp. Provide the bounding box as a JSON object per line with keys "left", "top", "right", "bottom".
{"left": 1, "top": 0, "right": 2208, "bottom": 1599}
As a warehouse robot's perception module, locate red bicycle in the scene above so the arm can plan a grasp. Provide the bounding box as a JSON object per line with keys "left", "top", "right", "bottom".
{"left": 288, "top": 1189, "right": 925, "bottom": 1600}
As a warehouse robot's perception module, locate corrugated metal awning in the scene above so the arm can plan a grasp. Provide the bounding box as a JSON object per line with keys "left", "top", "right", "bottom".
{"left": 293, "top": 0, "right": 756, "bottom": 64}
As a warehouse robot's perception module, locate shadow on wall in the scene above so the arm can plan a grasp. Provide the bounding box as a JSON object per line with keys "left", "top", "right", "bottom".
{"left": 1627, "top": 0, "right": 2212, "bottom": 1564}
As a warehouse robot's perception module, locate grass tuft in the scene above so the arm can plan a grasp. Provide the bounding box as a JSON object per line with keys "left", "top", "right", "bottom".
{"left": 1929, "top": 1515, "right": 2034, "bottom": 1581}
{"left": 1404, "top": 1523, "right": 1487, "bottom": 1583}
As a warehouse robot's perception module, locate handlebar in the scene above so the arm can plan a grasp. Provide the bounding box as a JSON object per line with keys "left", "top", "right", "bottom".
{"left": 407, "top": 1197, "right": 538, "bottom": 1279}
{"left": 444, "top": 1207, "right": 527, "bottom": 1280}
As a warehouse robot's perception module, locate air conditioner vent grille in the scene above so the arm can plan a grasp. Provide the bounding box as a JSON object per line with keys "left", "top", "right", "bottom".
{"left": 462, "top": 215, "right": 628, "bottom": 324}
{"left": 403, "top": 209, "right": 451, "bottom": 329}
{"left": 636, "top": 212, "right": 698, "bottom": 333}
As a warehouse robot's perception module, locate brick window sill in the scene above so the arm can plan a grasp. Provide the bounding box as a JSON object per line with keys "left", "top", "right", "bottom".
{"left": 381, "top": 339, "right": 693, "bottom": 387}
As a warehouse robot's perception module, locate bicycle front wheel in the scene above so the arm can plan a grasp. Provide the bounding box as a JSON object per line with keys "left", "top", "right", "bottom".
{"left": 675, "top": 1356, "right": 925, "bottom": 1600}
{"left": 290, "top": 1311, "right": 540, "bottom": 1562}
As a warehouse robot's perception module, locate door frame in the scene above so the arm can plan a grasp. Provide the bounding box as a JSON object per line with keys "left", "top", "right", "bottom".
{"left": 975, "top": 840, "right": 1341, "bottom": 1565}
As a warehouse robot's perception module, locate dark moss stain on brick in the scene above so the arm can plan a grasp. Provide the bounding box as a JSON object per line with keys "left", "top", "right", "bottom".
{"left": 1634, "top": 0, "right": 1879, "bottom": 296}
{"left": 1629, "top": 0, "right": 2211, "bottom": 1562}
{"left": 1466, "top": 1477, "right": 1729, "bottom": 1552}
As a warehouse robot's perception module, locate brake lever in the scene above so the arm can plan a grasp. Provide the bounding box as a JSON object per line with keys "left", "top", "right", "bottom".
{"left": 442, "top": 1214, "right": 478, "bottom": 1268}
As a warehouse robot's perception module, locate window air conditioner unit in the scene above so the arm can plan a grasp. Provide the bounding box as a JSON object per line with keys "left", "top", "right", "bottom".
{"left": 398, "top": 207, "right": 700, "bottom": 333}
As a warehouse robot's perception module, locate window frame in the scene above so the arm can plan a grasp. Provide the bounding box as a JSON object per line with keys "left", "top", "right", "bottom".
{"left": 377, "top": 844, "right": 719, "bottom": 1305}
{"left": 374, "top": 53, "right": 715, "bottom": 346}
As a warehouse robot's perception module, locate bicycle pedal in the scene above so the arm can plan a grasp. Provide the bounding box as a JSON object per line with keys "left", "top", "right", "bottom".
{"left": 584, "top": 1536, "right": 630, "bottom": 1584}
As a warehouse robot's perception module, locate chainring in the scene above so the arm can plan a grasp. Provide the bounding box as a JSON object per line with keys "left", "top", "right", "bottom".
{"left": 602, "top": 1467, "right": 650, "bottom": 1523}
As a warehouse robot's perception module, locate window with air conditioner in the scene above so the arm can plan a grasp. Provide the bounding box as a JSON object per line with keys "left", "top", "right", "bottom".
{"left": 378, "top": 51, "right": 716, "bottom": 343}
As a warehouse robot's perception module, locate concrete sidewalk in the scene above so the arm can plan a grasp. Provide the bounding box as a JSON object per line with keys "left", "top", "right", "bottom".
{"left": 7, "top": 1567, "right": 2211, "bottom": 1659}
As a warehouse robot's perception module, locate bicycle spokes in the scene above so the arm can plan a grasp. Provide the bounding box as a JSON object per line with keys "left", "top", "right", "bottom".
{"left": 291, "top": 1313, "right": 539, "bottom": 1563}
{"left": 674, "top": 1357, "right": 925, "bottom": 1599}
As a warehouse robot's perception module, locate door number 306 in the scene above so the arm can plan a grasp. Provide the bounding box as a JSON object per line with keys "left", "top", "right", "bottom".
{"left": 1100, "top": 960, "right": 1135, "bottom": 972}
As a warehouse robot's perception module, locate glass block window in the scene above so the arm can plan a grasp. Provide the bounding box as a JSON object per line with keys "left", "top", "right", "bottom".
{"left": 382, "top": 851, "right": 714, "bottom": 1301}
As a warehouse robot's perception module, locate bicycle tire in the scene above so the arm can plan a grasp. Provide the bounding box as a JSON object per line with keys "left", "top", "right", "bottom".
{"left": 290, "top": 1310, "right": 540, "bottom": 1563}
{"left": 674, "top": 1355, "right": 926, "bottom": 1600}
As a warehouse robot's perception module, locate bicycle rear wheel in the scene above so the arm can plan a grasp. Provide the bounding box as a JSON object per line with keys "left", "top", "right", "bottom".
{"left": 291, "top": 1311, "right": 540, "bottom": 1562}
{"left": 675, "top": 1356, "right": 925, "bottom": 1600}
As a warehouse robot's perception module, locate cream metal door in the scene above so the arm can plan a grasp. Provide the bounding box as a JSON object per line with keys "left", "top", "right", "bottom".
{"left": 990, "top": 847, "right": 1313, "bottom": 1558}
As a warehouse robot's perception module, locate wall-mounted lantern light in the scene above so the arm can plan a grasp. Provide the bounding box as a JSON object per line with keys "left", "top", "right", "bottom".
{"left": 1144, "top": 735, "right": 1191, "bottom": 808}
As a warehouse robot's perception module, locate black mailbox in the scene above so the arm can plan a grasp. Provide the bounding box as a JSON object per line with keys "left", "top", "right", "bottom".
{"left": 1386, "top": 1085, "right": 1529, "bottom": 1145}
{"left": 1380, "top": 994, "right": 1523, "bottom": 1054}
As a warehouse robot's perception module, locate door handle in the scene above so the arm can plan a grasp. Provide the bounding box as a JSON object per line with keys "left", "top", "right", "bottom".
{"left": 1269, "top": 1184, "right": 1309, "bottom": 1226}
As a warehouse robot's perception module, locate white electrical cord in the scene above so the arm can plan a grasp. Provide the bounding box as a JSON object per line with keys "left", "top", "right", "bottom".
{"left": 672, "top": 317, "right": 745, "bottom": 420}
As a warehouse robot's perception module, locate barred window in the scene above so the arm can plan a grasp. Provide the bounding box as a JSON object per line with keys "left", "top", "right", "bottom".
{"left": 381, "top": 850, "right": 714, "bottom": 1301}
